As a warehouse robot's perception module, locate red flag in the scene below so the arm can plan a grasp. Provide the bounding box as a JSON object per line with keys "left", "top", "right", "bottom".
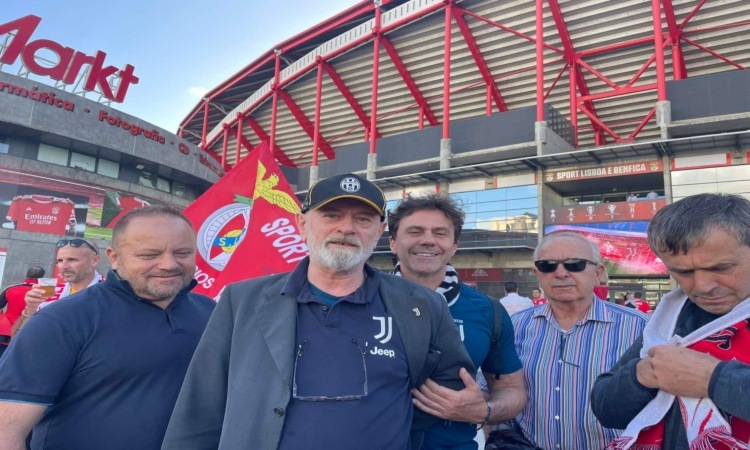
{"left": 184, "top": 143, "right": 308, "bottom": 299}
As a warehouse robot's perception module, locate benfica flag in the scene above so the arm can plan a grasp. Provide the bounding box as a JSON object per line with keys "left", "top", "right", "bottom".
{"left": 184, "top": 143, "right": 308, "bottom": 299}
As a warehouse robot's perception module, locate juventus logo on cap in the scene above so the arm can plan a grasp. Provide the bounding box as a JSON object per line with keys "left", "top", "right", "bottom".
{"left": 340, "top": 177, "right": 361, "bottom": 193}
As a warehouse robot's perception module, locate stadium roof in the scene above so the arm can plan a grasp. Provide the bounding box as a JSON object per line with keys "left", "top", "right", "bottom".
{"left": 178, "top": 0, "right": 750, "bottom": 171}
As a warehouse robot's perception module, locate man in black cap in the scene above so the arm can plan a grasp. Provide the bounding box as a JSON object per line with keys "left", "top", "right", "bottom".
{"left": 163, "top": 173, "right": 474, "bottom": 450}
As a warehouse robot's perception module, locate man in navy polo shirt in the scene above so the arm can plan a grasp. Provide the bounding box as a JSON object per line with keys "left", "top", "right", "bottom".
{"left": 388, "top": 193, "right": 526, "bottom": 450}
{"left": 0, "top": 205, "right": 215, "bottom": 450}
{"left": 163, "top": 173, "right": 473, "bottom": 450}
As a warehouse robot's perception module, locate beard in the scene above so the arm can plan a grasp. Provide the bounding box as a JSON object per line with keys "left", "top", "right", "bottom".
{"left": 308, "top": 233, "right": 374, "bottom": 272}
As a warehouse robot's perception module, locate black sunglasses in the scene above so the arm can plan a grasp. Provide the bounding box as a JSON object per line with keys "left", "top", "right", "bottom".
{"left": 534, "top": 258, "right": 597, "bottom": 273}
{"left": 57, "top": 239, "right": 98, "bottom": 255}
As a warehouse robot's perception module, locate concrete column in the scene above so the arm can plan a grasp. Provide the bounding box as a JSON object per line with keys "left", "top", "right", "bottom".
{"left": 367, "top": 153, "right": 378, "bottom": 181}
{"left": 440, "top": 138, "right": 452, "bottom": 170}
{"left": 656, "top": 100, "right": 671, "bottom": 140}
{"left": 662, "top": 154, "right": 672, "bottom": 203}
{"left": 309, "top": 166, "right": 319, "bottom": 187}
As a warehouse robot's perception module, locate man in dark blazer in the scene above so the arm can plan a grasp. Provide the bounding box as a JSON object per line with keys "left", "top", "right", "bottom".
{"left": 163, "top": 173, "right": 474, "bottom": 450}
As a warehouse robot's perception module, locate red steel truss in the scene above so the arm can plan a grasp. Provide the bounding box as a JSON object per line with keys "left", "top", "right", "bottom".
{"left": 193, "top": 0, "right": 749, "bottom": 169}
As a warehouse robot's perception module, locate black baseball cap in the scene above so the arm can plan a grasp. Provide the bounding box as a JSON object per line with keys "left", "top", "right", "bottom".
{"left": 302, "top": 173, "right": 386, "bottom": 221}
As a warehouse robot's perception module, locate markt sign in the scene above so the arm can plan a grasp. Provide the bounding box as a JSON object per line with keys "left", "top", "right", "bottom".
{"left": 0, "top": 15, "right": 138, "bottom": 103}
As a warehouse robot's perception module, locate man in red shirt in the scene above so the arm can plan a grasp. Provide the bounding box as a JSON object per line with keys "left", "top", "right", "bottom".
{"left": 531, "top": 288, "right": 546, "bottom": 306}
{"left": 0, "top": 266, "right": 45, "bottom": 356}
{"left": 633, "top": 291, "right": 652, "bottom": 314}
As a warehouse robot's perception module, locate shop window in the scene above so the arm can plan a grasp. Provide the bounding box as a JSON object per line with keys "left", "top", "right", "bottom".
{"left": 70, "top": 152, "right": 96, "bottom": 172}
{"left": 97, "top": 159, "right": 120, "bottom": 178}
{"left": 38, "top": 143, "right": 69, "bottom": 166}
{"left": 138, "top": 170, "right": 157, "bottom": 189}
{"left": 156, "top": 177, "right": 171, "bottom": 192}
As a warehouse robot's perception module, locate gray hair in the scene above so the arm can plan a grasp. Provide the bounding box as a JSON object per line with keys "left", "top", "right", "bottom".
{"left": 533, "top": 231, "right": 602, "bottom": 264}
{"left": 647, "top": 193, "right": 750, "bottom": 255}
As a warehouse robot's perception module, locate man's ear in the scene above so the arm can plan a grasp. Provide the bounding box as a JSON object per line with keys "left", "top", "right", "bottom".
{"left": 297, "top": 213, "right": 308, "bottom": 242}
{"left": 105, "top": 248, "right": 118, "bottom": 269}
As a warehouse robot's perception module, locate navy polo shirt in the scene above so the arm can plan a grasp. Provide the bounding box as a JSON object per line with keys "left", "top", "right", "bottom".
{"left": 277, "top": 260, "right": 413, "bottom": 450}
{"left": 423, "top": 283, "right": 522, "bottom": 450}
{"left": 0, "top": 269, "right": 215, "bottom": 450}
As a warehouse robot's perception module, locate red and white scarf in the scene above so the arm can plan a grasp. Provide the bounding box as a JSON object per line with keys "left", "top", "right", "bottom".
{"left": 608, "top": 289, "right": 750, "bottom": 450}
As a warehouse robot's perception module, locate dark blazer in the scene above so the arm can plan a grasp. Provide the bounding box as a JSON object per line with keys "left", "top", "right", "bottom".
{"left": 162, "top": 270, "right": 474, "bottom": 450}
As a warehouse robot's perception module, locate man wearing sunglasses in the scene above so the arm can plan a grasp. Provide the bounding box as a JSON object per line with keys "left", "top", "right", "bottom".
{"left": 387, "top": 193, "right": 526, "bottom": 450}
{"left": 511, "top": 231, "right": 648, "bottom": 450}
{"left": 0, "top": 205, "right": 215, "bottom": 450}
{"left": 12, "top": 238, "right": 103, "bottom": 337}
{"left": 593, "top": 193, "right": 750, "bottom": 450}
{"left": 163, "top": 174, "right": 473, "bottom": 450}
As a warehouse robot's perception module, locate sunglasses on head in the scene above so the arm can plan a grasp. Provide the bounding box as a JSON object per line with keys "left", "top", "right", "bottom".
{"left": 534, "top": 258, "right": 597, "bottom": 273}
{"left": 56, "top": 239, "right": 98, "bottom": 255}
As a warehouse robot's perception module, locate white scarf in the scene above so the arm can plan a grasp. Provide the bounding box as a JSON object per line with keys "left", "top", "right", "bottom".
{"left": 609, "top": 288, "right": 750, "bottom": 450}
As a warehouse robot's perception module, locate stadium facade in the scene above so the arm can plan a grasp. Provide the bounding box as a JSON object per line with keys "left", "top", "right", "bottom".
{"left": 0, "top": 15, "right": 222, "bottom": 287}
{"left": 179, "top": 0, "right": 750, "bottom": 303}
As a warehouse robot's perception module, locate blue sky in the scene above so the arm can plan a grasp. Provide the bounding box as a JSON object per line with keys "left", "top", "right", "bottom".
{"left": 2, "top": 0, "right": 359, "bottom": 133}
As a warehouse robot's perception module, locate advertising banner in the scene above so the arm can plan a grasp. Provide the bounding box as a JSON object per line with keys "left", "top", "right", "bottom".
{"left": 184, "top": 143, "right": 308, "bottom": 300}
{"left": 544, "top": 160, "right": 663, "bottom": 183}
{"left": 544, "top": 199, "right": 666, "bottom": 225}
{"left": 545, "top": 223, "right": 667, "bottom": 276}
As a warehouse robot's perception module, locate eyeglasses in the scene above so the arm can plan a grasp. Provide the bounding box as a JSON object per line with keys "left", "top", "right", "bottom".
{"left": 292, "top": 337, "right": 368, "bottom": 402}
{"left": 56, "top": 239, "right": 98, "bottom": 255}
{"left": 534, "top": 258, "right": 597, "bottom": 273}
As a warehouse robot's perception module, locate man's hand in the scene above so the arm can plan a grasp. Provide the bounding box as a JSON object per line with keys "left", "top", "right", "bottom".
{"left": 638, "top": 345, "right": 721, "bottom": 397}
{"left": 23, "top": 285, "right": 47, "bottom": 313}
{"left": 412, "top": 367, "right": 487, "bottom": 423}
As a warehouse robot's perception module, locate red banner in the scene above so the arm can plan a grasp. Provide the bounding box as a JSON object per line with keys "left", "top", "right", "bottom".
{"left": 184, "top": 143, "right": 308, "bottom": 299}
{"left": 544, "top": 160, "right": 663, "bottom": 182}
{"left": 544, "top": 199, "right": 666, "bottom": 224}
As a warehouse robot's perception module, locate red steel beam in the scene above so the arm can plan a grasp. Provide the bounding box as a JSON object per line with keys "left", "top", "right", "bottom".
{"left": 200, "top": 102, "right": 209, "bottom": 148}
{"left": 453, "top": 9, "right": 508, "bottom": 113}
{"left": 380, "top": 36, "right": 439, "bottom": 127}
{"left": 579, "top": 105, "right": 621, "bottom": 141}
{"left": 548, "top": 0, "right": 604, "bottom": 145}
{"left": 577, "top": 59, "right": 619, "bottom": 89}
{"left": 651, "top": 0, "right": 668, "bottom": 102}
{"left": 221, "top": 125, "right": 230, "bottom": 167}
{"left": 442, "top": 1, "right": 453, "bottom": 140}
{"left": 626, "top": 107, "right": 656, "bottom": 141}
{"left": 578, "top": 37, "right": 654, "bottom": 58}
{"left": 460, "top": 8, "right": 563, "bottom": 54}
{"left": 369, "top": 5, "right": 382, "bottom": 155}
{"left": 578, "top": 83, "right": 658, "bottom": 103}
{"left": 269, "top": 52, "right": 282, "bottom": 155}
{"left": 234, "top": 113, "right": 244, "bottom": 164}
{"left": 662, "top": 0, "right": 686, "bottom": 80}
{"left": 245, "top": 117, "right": 296, "bottom": 167}
{"left": 321, "top": 62, "right": 380, "bottom": 138}
{"left": 278, "top": 90, "right": 336, "bottom": 160}
{"left": 680, "top": 0, "right": 708, "bottom": 29}
{"left": 681, "top": 37, "right": 745, "bottom": 70}
{"left": 536, "top": 0, "right": 544, "bottom": 121}
{"left": 312, "top": 61, "right": 324, "bottom": 167}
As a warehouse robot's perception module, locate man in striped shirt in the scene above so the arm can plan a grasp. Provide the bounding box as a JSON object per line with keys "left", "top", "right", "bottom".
{"left": 512, "top": 231, "right": 649, "bottom": 449}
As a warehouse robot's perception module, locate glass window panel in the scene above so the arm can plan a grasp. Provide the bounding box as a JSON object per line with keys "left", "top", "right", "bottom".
{"left": 475, "top": 200, "right": 506, "bottom": 214}
{"left": 38, "top": 143, "right": 68, "bottom": 166}
{"left": 476, "top": 188, "right": 506, "bottom": 203}
{"left": 0, "top": 142, "right": 8, "bottom": 154}
{"left": 70, "top": 152, "right": 96, "bottom": 172}
{"left": 463, "top": 212, "right": 478, "bottom": 229}
{"left": 157, "top": 177, "right": 171, "bottom": 192}
{"left": 138, "top": 170, "right": 156, "bottom": 189}
{"left": 505, "top": 185, "right": 537, "bottom": 200}
{"left": 97, "top": 159, "right": 120, "bottom": 178}
{"left": 507, "top": 198, "right": 538, "bottom": 211}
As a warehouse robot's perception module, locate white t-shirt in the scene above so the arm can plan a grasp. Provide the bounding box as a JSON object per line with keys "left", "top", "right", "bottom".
{"left": 499, "top": 293, "right": 534, "bottom": 315}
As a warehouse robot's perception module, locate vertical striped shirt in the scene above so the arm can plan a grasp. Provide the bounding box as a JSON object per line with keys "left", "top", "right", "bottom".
{"left": 511, "top": 298, "right": 649, "bottom": 450}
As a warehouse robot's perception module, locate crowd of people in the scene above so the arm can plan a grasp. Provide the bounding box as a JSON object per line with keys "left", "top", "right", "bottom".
{"left": 0, "top": 174, "right": 746, "bottom": 450}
